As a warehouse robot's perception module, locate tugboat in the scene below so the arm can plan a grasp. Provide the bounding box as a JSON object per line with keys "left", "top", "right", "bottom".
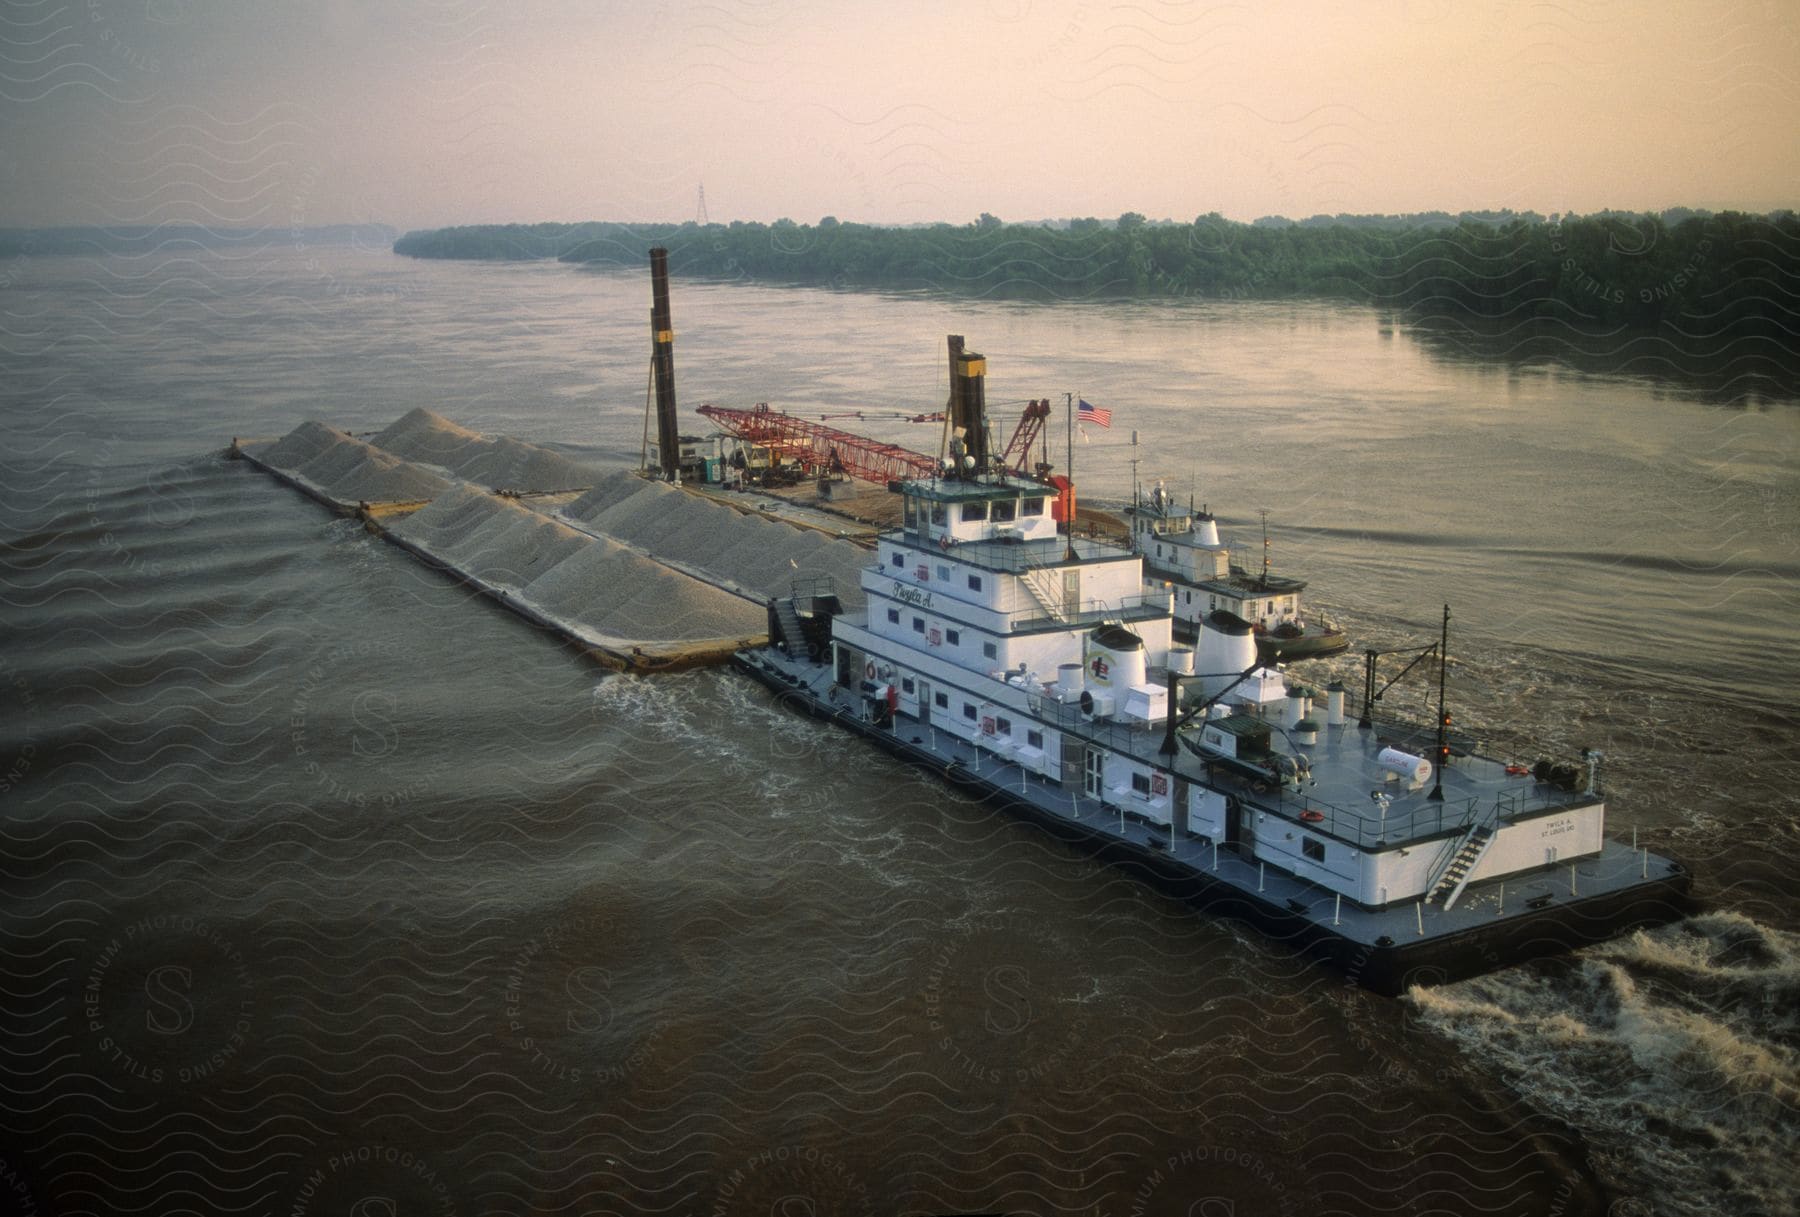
{"left": 735, "top": 336, "right": 1691, "bottom": 995}
{"left": 1124, "top": 486, "right": 1348, "bottom": 661}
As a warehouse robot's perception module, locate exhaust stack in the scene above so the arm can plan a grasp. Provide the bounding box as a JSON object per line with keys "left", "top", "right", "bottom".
{"left": 649, "top": 247, "right": 680, "bottom": 480}
{"left": 944, "top": 334, "right": 990, "bottom": 474}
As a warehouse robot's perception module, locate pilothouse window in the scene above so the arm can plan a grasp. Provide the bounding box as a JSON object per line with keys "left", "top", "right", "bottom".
{"left": 992, "top": 500, "right": 1016, "bottom": 523}
{"left": 1021, "top": 498, "right": 1045, "bottom": 516}
{"left": 961, "top": 502, "right": 987, "bottom": 522}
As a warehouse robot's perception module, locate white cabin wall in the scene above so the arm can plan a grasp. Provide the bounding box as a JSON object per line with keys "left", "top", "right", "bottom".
{"left": 1101, "top": 755, "right": 1175, "bottom": 825}
{"left": 1469, "top": 804, "right": 1605, "bottom": 881}
{"left": 1250, "top": 824, "right": 1361, "bottom": 894}
{"left": 1189, "top": 786, "right": 1228, "bottom": 838}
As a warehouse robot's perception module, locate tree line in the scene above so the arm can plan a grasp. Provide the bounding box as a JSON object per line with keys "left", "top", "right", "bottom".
{"left": 390, "top": 211, "right": 1796, "bottom": 334}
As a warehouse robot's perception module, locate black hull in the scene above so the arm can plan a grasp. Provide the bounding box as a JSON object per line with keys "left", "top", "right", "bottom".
{"left": 1255, "top": 632, "right": 1351, "bottom": 662}
{"left": 739, "top": 658, "right": 1694, "bottom": 996}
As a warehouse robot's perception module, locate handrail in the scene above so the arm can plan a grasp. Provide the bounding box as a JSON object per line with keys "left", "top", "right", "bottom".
{"left": 1421, "top": 822, "right": 1478, "bottom": 898}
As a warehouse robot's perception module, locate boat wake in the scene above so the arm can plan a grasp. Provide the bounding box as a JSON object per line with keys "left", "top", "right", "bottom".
{"left": 1408, "top": 911, "right": 1799, "bottom": 1217}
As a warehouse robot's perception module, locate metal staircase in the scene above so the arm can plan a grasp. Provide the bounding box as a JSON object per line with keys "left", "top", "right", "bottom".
{"left": 1426, "top": 822, "right": 1496, "bottom": 911}
{"left": 1020, "top": 565, "right": 1068, "bottom": 623}
{"left": 772, "top": 599, "right": 809, "bottom": 656}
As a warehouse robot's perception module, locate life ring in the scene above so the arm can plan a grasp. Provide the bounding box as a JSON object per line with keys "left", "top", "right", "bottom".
{"left": 1504, "top": 764, "right": 1530, "bottom": 776}
{"left": 864, "top": 661, "right": 876, "bottom": 680}
{"left": 1300, "top": 809, "right": 1325, "bottom": 823}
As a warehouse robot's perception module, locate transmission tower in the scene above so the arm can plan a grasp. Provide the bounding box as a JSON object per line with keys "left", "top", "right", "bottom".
{"left": 696, "top": 184, "right": 709, "bottom": 225}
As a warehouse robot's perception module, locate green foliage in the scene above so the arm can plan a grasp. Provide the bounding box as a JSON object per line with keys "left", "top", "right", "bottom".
{"left": 389, "top": 211, "right": 1800, "bottom": 337}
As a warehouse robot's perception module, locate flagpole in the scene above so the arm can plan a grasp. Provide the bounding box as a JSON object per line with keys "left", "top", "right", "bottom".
{"left": 1065, "top": 391, "right": 1076, "bottom": 560}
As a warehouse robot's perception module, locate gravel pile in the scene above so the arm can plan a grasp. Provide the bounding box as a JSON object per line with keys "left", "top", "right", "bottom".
{"left": 370, "top": 408, "right": 487, "bottom": 468}
{"left": 252, "top": 420, "right": 450, "bottom": 504}
{"left": 392, "top": 485, "right": 760, "bottom": 642}
{"left": 253, "top": 419, "right": 340, "bottom": 468}
{"left": 564, "top": 471, "right": 866, "bottom": 607}
{"left": 523, "top": 539, "right": 762, "bottom": 641}
{"left": 369, "top": 408, "right": 598, "bottom": 492}
{"left": 456, "top": 436, "right": 598, "bottom": 492}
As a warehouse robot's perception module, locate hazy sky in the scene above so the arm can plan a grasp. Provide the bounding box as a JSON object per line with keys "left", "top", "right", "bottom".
{"left": 3, "top": 0, "right": 1794, "bottom": 229}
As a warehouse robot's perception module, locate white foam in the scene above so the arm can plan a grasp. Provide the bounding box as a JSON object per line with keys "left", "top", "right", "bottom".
{"left": 1408, "top": 912, "right": 1800, "bottom": 1216}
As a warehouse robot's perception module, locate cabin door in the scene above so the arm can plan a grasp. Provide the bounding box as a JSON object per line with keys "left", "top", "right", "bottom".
{"left": 916, "top": 681, "right": 931, "bottom": 726}
{"left": 1083, "top": 748, "right": 1105, "bottom": 799}
{"left": 1063, "top": 569, "right": 1081, "bottom": 618}
{"left": 1231, "top": 800, "right": 1255, "bottom": 853}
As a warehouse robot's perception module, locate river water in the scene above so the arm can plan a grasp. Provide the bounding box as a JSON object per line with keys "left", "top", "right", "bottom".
{"left": 1, "top": 241, "right": 1795, "bottom": 1216}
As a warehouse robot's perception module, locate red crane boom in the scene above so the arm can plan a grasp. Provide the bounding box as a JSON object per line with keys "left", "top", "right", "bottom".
{"left": 696, "top": 403, "right": 940, "bottom": 486}
{"left": 1000, "top": 398, "right": 1052, "bottom": 474}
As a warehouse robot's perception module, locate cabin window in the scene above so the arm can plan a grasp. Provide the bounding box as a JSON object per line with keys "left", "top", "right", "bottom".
{"left": 934, "top": 692, "right": 949, "bottom": 709}
{"left": 912, "top": 616, "right": 924, "bottom": 634}
{"left": 890, "top": 551, "right": 904, "bottom": 567}
{"left": 886, "top": 608, "right": 900, "bottom": 624}
{"left": 962, "top": 703, "right": 977, "bottom": 722}
{"left": 903, "top": 499, "right": 916, "bottom": 526}
{"left": 992, "top": 500, "right": 1016, "bottom": 523}
{"left": 902, "top": 677, "right": 915, "bottom": 694}
{"left": 967, "top": 574, "right": 983, "bottom": 592}
{"left": 930, "top": 503, "right": 947, "bottom": 525}
{"left": 1021, "top": 498, "right": 1045, "bottom": 516}
{"left": 962, "top": 502, "right": 988, "bottom": 522}
{"left": 1302, "top": 837, "right": 1325, "bottom": 862}
{"left": 1131, "top": 772, "right": 1151, "bottom": 796}
{"left": 936, "top": 564, "right": 949, "bottom": 581}
{"left": 1185, "top": 591, "right": 1192, "bottom": 604}
{"left": 945, "top": 628, "right": 961, "bottom": 646}
{"left": 982, "top": 642, "right": 997, "bottom": 660}
{"left": 995, "top": 716, "right": 1012, "bottom": 735}
{"left": 1026, "top": 729, "right": 1044, "bottom": 749}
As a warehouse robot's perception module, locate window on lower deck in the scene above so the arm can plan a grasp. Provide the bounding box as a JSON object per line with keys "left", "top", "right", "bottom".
{"left": 1302, "top": 837, "right": 1325, "bottom": 862}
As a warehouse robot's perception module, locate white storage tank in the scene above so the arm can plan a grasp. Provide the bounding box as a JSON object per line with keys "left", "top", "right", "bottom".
{"left": 1086, "top": 624, "right": 1147, "bottom": 692}
{"left": 1195, "top": 610, "right": 1256, "bottom": 700}
{"left": 1284, "top": 686, "right": 1307, "bottom": 728}
{"left": 1326, "top": 680, "right": 1346, "bottom": 726}
{"left": 1378, "top": 747, "right": 1433, "bottom": 788}
{"left": 1166, "top": 646, "right": 1195, "bottom": 675}
{"left": 1056, "top": 662, "right": 1085, "bottom": 703}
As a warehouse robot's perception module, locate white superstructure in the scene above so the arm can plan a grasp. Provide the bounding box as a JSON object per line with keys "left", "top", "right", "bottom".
{"left": 820, "top": 464, "right": 1608, "bottom": 915}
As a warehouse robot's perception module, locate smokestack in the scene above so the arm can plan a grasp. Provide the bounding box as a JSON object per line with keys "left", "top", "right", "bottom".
{"left": 945, "top": 335, "right": 989, "bottom": 474}
{"left": 649, "top": 247, "right": 679, "bottom": 480}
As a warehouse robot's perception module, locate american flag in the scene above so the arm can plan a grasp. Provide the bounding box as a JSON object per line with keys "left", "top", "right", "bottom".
{"left": 1078, "top": 398, "right": 1112, "bottom": 428}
